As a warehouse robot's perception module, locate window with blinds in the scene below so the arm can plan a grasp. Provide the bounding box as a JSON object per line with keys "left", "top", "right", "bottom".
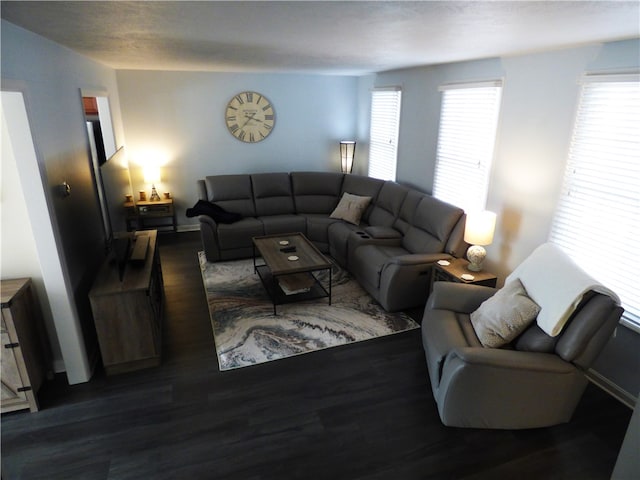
{"left": 433, "top": 81, "right": 503, "bottom": 212}
{"left": 368, "top": 88, "right": 402, "bottom": 181}
{"left": 549, "top": 73, "right": 640, "bottom": 330}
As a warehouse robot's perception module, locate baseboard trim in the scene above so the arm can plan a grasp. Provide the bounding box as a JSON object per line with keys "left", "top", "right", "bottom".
{"left": 587, "top": 369, "right": 637, "bottom": 409}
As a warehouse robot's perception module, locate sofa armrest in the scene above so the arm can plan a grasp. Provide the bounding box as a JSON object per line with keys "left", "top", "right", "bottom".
{"left": 426, "top": 282, "right": 497, "bottom": 313}
{"left": 198, "top": 214, "right": 221, "bottom": 262}
{"left": 199, "top": 214, "right": 218, "bottom": 228}
{"left": 388, "top": 253, "right": 452, "bottom": 266}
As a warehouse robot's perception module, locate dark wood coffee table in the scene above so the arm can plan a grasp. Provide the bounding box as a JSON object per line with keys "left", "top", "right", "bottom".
{"left": 252, "top": 232, "right": 332, "bottom": 315}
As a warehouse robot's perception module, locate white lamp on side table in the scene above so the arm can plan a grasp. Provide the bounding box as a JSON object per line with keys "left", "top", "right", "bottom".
{"left": 464, "top": 211, "right": 497, "bottom": 272}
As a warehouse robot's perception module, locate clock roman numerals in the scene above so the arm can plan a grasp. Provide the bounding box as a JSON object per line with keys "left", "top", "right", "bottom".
{"left": 226, "top": 91, "right": 275, "bottom": 143}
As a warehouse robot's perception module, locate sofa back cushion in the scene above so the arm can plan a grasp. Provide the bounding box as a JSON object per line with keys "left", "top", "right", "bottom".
{"left": 368, "top": 181, "right": 409, "bottom": 227}
{"left": 393, "top": 190, "right": 426, "bottom": 236}
{"left": 204, "top": 174, "right": 256, "bottom": 217}
{"left": 554, "top": 293, "right": 621, "bottom": 368}
{"left": 251, "top": 172, "right": 295, "bottom": 216}
{"left": 445, "top": 215, "right": 469, "bottom": 258}
{"left": 291, "top": 172, "right": 344, "bottom": 214}
{"left": 402, "top": 196, "right": 464, "bottom": 254}
{"left": 514, "top": 292, "right": 621, "bottom": 370}
{"left": 340, "top": 175, "right": 384, "bottom": 223}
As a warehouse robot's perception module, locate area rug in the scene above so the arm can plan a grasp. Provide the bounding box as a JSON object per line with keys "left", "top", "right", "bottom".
{"left": 198, "top": 252, "right": 419, "bottom": 370}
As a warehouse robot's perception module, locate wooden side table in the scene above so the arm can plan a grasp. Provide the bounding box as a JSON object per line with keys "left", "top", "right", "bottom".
{"left": 430, "top": 257, "right": 498, "bottom": 293}
{"left": 125, "top": 198, "right": 176, "bottom": 232}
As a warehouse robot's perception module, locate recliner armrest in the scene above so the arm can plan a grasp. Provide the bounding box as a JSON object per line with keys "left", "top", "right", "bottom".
{"left": 449, "top": 347, "right": 576, "bottom": 374}
{"left": 426, "top": 282, "right": 497, "bottom": 313}
{"left": 388, "top": 253, "right": 452, "bottom": 266}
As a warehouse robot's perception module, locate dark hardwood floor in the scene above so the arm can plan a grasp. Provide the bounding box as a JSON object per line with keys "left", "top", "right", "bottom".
{"left": 1, "top": 231, "right": 632, "bottom": 480}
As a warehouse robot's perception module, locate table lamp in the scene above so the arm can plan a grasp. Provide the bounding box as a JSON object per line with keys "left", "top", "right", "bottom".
{"left": 143, "top": 166, "right": 162, "bottom": 201}
{"left": 464, "top": 210, "right": 496, "bottom": 272}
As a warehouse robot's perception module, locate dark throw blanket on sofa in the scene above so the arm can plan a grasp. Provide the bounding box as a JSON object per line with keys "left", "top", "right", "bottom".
{"left": 186, "top": 200, "right": 242, "bottom": 224}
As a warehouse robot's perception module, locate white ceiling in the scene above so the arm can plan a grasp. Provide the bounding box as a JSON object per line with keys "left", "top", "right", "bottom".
{"left": 2, "top": 1, "right": 639, "bottom": 75}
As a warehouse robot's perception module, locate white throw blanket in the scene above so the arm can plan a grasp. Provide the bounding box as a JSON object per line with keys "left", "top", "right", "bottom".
{"left": 506, "top": 243, "right": 620, "bottom": 337}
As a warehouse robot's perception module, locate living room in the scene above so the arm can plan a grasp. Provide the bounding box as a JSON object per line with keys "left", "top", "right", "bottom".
{"left": 1, "top": 2, "right": 639, "bottom": 478}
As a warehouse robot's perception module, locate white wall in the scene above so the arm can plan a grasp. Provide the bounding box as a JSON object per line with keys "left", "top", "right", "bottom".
{"left": 116, "top": 70, "right": 358, "bottom": 227}
{"left": 1, "top": 93, "right": 63, "bottom": 367}
{"left": 366, "top": 39, "right": 639, "bottom": 277}
{"left": 1, "top": 20, "right": 126, "bottom": 383}
{"left": 360, "top": 38, "right": 640, "bottom": 399}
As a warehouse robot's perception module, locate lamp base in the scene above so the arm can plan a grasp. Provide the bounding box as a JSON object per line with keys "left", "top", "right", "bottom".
{"left": 467, "top": 245, "right": 486, "bottom": 272}
{"left": 149, "top": 184, "right": 161, "bottom": 202}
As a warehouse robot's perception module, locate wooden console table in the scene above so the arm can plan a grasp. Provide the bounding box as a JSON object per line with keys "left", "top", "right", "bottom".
{"left": 89, "top": 230, "right": 164, "bottom": 375}
{"left": 125, "top": 198, "right": 176, "bottom": 232}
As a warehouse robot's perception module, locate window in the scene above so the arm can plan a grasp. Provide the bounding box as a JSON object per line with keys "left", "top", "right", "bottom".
{"left": 549, "top": 73, "right": 640, "bottom": 329}
{"left": 368, "top": 88, "right": 402, "bottom": 181}
{"left": 433, "top": 81, "right": 503, "bottom": 212}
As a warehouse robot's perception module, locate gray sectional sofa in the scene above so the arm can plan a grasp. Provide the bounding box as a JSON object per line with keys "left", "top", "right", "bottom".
{"left": 196, "top": 171, "right": 467, "bottom": 311}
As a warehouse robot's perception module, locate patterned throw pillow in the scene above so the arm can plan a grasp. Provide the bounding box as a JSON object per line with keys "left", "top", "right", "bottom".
{"left": 330, "top": 193, "right": 372, "bottom": 225}
{"left": 470, "top": 279, "right": 541, "bottom": 348}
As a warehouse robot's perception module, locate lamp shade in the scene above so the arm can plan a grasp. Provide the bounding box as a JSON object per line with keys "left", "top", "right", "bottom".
{"left": 464, "top": 210, "right": 496, "bottom": 246}
{"left": 143, "top": 166, "right": 161, "bottom": 185}
{"left": 340, "top": 141, "right": 356, "bottom": 174}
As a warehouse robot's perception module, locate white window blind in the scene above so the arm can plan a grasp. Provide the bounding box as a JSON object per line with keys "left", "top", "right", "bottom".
{"left": 549, "top": 74, "right": 640, "bottom": 329}
{"left": 368, "top": 88, "right": 402, "bottom": 181}
{"left": 433, "top": 81, "right": 502, "bottom": 212}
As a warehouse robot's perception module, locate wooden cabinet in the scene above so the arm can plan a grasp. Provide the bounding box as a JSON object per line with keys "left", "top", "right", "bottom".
{"left": 1, "top": 278, "right": 52, "bottom": 413}
{"left": 89, "top": 230, "right": 164, "bottom": 375}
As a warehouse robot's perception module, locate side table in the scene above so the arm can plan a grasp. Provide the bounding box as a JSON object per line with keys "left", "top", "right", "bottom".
{"left": 1, "top": 278, "right": 52, "bottom": 413}
{"left": 430, "top": 257, "right": 498, "bottom": 294}
{"left": 125, "top": 198, "right": 176, "bottom": 232}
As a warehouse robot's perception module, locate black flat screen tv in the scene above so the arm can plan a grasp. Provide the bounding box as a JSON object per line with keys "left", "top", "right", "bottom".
{"left": 96, "top": 146, "right": 134, "bottom": 279}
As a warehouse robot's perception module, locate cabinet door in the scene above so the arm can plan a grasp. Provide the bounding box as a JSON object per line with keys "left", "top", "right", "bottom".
{"left": 1, "top": 318, "right": 29, "bottom": 411}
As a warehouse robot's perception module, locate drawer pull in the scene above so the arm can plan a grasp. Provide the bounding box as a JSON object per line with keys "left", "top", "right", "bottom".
{"left": 4, "top": 343, "right": 19, "bottom": 349}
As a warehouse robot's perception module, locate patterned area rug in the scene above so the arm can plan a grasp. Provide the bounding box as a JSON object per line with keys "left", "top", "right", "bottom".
{"left": 198, "top": 252, "right": 419, "bottom": 370}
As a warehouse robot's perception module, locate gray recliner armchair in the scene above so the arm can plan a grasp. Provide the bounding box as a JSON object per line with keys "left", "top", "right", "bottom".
{"left": 422, "top": 243, "right": 623, "bottom": 429}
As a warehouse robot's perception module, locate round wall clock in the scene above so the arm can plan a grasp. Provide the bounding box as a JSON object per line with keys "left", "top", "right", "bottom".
{"left": 225, "top": 91, "right": 275, "bottom": 143}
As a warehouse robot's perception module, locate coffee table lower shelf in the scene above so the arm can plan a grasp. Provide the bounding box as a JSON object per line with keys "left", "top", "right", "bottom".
{"left": 255, "top": 264, "right": 331, "bottom": 315}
